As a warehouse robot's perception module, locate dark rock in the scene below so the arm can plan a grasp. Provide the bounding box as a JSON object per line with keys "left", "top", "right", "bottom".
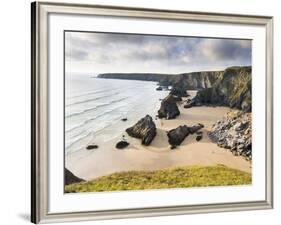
{"left": 65, "top": 168, "right": 84, "bottom": 185}
{"left": 196, "top": 134, "right": 203, "bottom": 141}
{"left": 167, "top": 124, "right": 204, "bottom": 146}
{"left": 156, "top": 86, "right": 163, "bottom": 91}
{"left": 192, "top": 66, "right": 252, "bottom": 112}
{"left": 170, "top": 145, "right": 177, "bottom": 150}
{"left": 167, "top": 125, "right": 190, "bottom": 146}
{"left": 116, "top": 141, "right": 130, "bottom": 149}
{"left": 188, "top": 123, "right": 204, "bottom": 134}
{"left": 169, "top": 86, "right": 188, "bottom": 97}
{"left": 126, "top": 115, "right": 157, "bottom": 146}
{"left": 86, "top": 145, "right": 98, "bottom": 150}
{"left": 121, "top": 118, "right": 128, "bottom": 121}
{"left": 158, "top": 94, "right": 180, "bottom": 119}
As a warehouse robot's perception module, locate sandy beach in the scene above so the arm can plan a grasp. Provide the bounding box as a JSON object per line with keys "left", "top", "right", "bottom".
{"left": 66, "top": 104, "right": 251, "bottom": 181}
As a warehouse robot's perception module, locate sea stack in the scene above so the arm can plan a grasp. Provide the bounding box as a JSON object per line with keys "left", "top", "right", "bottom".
{"left": 126, "top": 115, "right": 157, "bottom": 145}
{"left": 158, "top": 94, "right": 180, "bottom": 119}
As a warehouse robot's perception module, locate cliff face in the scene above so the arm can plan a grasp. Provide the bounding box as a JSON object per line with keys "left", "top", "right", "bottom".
{"left": 98, "top": 71, "right": 220, "bottom": 90}
{"left": 97, "top": 73, "right": 172, "bottom": 82}
{"left": 193, "top": 66, "right": 252, "bottom": 111}
{"left": 98, "top": 66, "right": 251, "bottom": 111}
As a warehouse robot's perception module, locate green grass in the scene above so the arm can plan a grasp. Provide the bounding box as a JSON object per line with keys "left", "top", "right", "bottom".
{"left": 65, "top": 165, "right": 251, "bottom": 193}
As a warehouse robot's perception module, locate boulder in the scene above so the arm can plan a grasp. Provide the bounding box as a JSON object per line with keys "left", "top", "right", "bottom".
{"left": 167, "top": 125, "right": 190, "bottom": 146}
{"left": 121, "top": 118, "right": 128, "bottom": 121}
{"left": 158, "top": 94, "right": 180, "bottom": 119}
{"left": 188, "top": 123, "right": 204, "bottom": 134}
{"left": 65, "top": 168, "right": 84, "bottom": 185}
{"left": 156, "top": 86, "right": 163, "bottom": 91}
{"left": 167, "top": 124, "right": 204, "bottom": 146}
{"left": 126, "top": 115, "right": 157, "bottom": 146}
{"left": 86, "top": 144, "right": 98, "bottom": 150}
{"left": 116, "top": 141, "right": 130, "bottom": 149}
{"left": 196, "top": 134, "right": 203, "bottom": 141}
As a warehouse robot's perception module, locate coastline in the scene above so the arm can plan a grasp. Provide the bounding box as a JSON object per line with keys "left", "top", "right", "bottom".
{"left": 66, "top": 104, "right": 251, "bottom": 181}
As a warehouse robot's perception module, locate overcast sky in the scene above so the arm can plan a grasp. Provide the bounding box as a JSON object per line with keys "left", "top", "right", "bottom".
{"left": 65, "top": 31, "right": 251, "bottom": 75}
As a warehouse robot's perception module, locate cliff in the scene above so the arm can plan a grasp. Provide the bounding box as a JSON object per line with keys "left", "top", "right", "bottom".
{"left": 97, "top": 71, "right": 220, "bottom": 90}
{"left": 192, "top": 66, "right": 252, "bottom": 111}
{"left": 98, "top": 66, "right": 251, "bottom": 111}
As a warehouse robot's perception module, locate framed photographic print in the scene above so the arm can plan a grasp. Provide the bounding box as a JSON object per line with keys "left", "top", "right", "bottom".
{"left": 31, "top": 1, "right": 273, "bottom": 223}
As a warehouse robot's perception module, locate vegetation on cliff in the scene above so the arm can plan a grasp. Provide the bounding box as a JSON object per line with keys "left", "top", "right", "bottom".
{"left": 65, "top": 165, "right": 251, "bottom": 192}
{"left": 193, "top": 66, "right": 252, "bottom": 111}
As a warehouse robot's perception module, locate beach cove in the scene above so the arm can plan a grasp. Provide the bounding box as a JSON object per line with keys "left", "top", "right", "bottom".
{"left": 66, "top": 103, "right": 251, "bottom": 181}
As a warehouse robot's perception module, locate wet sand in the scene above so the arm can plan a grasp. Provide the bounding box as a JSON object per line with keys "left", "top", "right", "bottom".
{"left": 66, "top": 105, "right": 251, "bottom": 180}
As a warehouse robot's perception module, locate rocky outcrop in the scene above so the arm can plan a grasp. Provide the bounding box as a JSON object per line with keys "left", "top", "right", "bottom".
{"left": 209, "top": 111, "right": 252, "bottom": 160}
{"left": 126, "top": 115, "right": 157, "bottom": 145}
{"left": 158, "top": 94, "right": 180, "bottom": 119}
{"left": 167, "top": 124, "right": 204, "bottom": 146}
{"left": 169, "top": 86, "right": 188, "bottom": 97}
{"left": 65, "top": 168, "right": 84, "bottom": 185}
{"left": 192, "top": 67, "right": 252, "bottom": 112}
{"left": 167, "top": 125, "right": 189, "bottom": 146}
{"left": 116, "top": 141, "right": 130, "bottom": 149}
{"left": 86, "top": 144, "right": 98, "bottom": 150}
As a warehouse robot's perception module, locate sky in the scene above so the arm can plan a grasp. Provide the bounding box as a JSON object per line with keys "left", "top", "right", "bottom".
{"left": 65, "top": 31, "right": 251, "bottom": 75}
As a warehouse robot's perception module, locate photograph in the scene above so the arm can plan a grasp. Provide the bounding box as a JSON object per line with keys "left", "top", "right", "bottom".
{"left": 64, "top": 31, "right": 252, "bottom": 193}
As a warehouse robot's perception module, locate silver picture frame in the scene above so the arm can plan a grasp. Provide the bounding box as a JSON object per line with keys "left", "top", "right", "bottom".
{"left": 31, "top": 1, "right": 273, "bottom": 223}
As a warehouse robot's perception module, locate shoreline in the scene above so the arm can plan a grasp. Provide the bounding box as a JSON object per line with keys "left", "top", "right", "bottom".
{"left": 66, "top": 104, "right": 251, "bottom": 181}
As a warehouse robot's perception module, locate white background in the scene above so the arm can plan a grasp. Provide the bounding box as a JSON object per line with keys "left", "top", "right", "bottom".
{"left": 0, "top": 0, "right": 279, "bottom": 224}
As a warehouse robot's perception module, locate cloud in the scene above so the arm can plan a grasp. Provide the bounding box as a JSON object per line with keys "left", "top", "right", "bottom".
{"left": 65, "top": 32, "right": 251, "bottom": 74}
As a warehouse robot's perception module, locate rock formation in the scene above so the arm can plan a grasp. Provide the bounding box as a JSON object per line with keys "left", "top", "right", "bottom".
{"left": 126, "top": 115, "right": 157, "bottom": 145}
{"left": 169, "top": 86, "right": 188, "bottom": 97}
{"left": 86, "top": 144, "right": 98, "bottom": 150}
{"left": 209, "top": 111, "right": 252, "bottom": 160}
{"left": 192, "top": 67, "right": 252, "bottom": 112}
{"left": 115, "top": 141, "right": 130, "bottom": 149}
{"left": 98, "top": 66, "right": 251, "bottom": 112}
{"left": 65, "top": 168, "right": 84, "bottom": 185}
{"left": 167, "top": 124, "right": 204, "bottom": 146}
{"left": 158, "top": 94, "right": 180, "bottom": 119}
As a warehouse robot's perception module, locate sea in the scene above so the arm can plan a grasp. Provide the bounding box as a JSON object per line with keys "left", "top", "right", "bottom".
{"left": 65, "top": 74, "right": 170, "bottom": 155}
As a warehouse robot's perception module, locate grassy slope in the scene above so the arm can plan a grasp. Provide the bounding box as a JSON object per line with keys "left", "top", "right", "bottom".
{"left": 65, "top": 165, "right": 251, "bottom": 193}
